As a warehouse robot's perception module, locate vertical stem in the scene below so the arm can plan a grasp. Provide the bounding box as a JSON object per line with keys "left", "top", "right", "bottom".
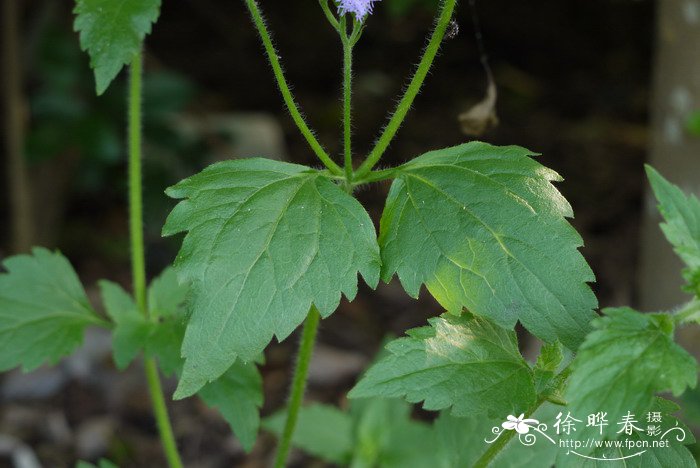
{"left": 128, "top": 53, "right": 147, "bottom": 314}
{"left": 273, "top": 306, "right": 321, "bottom": 468}
{"left": 128, "top": 52, "right": 183, "bottom": 468}
{"left": 3, "top": 0, "right": 34, "bottom": 253}
{"left": 354, "top": 0, "right": 457, "bottom": 179}
{"left": 145, "top": 358, "right": 183, "bottom": 468}
{"left": 244, "top": 0, "right": 343, "bottom": 176}
{"left": 342, "top": 33, "right": 354, "bottom": 187}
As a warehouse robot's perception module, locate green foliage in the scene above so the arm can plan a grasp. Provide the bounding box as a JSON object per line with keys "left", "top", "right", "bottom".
{"left": 555, "top": 398, "right": 696, "bottom": 468}
{"left": 264, "top": 398, "right": 434, "bottom": 468}
{"left": 198, "top": 361, "right": 264, "bottom": 451}
{"left": 163, "top": 158, "right": 381, "bottom": 397}
{"left": 686, "top": 111, "right": 700, "bottom": 136}
{"left": 566, "top": 307, "right": 697, "bottom": 439}
{"left": 533, "top": 342, "right": 568, "bottom": 405}
{"left": 263, "top": 404, "right": 353, "bottom": 464}
{"left": 646, "top": 166, "right": 700, "bottom": 295}
{"left": 379, "top": 142, "right": 597, "bottom": 350}
{"left": 100, "top": 268, "right": 264, "bottom": 451}
{"left": 0, "top": 248, "right": 104, "bottom": 371}
{"left": 349, "top": 313, "right": 536, "bottom": 417}
{"left": 76, "top": 459, "right": 119, "bottom": 468}
{"left": 73, "top": 0, "right": 161, "bottom": 94}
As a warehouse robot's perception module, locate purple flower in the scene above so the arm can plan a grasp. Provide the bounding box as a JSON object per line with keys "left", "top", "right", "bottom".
{"left": 337, "top": 0, "right": 381, "bottom": 21}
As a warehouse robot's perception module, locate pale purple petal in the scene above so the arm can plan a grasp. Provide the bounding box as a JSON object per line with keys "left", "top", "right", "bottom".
{"left": 337, "top": 0, "right": 381, "bottom": 20}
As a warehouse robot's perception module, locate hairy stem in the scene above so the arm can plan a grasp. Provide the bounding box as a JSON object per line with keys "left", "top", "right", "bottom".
{"left": 473, "top": 365, "right": 571, "bottom": 468}
{"left": 273, "top": 306, "right": 321, "bottom": 468}
{"left": 245, "top": 0, "right": 343, "bottom": 175}
{"left": 319, "top": 0, "right": 340, "bottom": 32}
{"left": 145, "top": 358, "right": 183, "bottom": 468}
{"left": 354, "top": 0, "right": 458, "bottom": 179}
{"left": 342, "top": 20, "right": 354, "bottom": 186}
{"left": 674, "top": 299, "right": 700, "bottom": 325}
{"left": 128, "top": 53, "right": 183, "bottom": 468}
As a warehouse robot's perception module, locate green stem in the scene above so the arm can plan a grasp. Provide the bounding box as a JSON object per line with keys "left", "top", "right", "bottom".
{"left": 128, "top": 53, "right": 147, "bottom": 315}
{"left": 145, "top": 357, "right": 183, "bottom": 468}
{"left": 674, "top": 299, "right": 700, "bottom": 325}
{"left": 473, "top": 364, "right": 571, "bottom": 468}
{"left": 128, "top": 53, "right": 183, "bottom": 468}
{"left": 273, "top": 306, "right": 321, "bottom": 468}
{"left": 319, "top": 0, "right": 340, "bottom": 32}
{"left": 341, "top": 20, "right": 354, "bottom": 187}
{"left": 352, "top": 167, "right": 399, "bottom": 185}
{"left": 245, "top": 0, "right": 343, "bottom": 175}
{"left": 354, "top": 0, "right": 458, "bottom": 179}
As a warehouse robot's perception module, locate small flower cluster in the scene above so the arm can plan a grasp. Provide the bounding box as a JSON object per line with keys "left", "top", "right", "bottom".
{"left": 337, "top": 0, "right": 381, "bottom": 21}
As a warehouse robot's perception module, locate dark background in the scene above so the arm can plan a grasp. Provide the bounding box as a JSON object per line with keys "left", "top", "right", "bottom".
{"left": 3, "top": 0, "right": 688, "bottom": 466}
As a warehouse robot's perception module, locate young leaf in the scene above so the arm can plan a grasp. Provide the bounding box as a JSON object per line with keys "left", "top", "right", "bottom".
{"left": 101, "top": 268, "right": 264, "bottom": 450}
{"left": 198, "top": 360, "right": 264, "bottom": 452}
{"left": 566, "top": 307, "right": 698, "bottom": 436}
{"left": 533, "top": 341, "right": 566, "bottom": 399}
{"left": 73, "top": 0, "right": 161, "bottom": 94}
{"left": 99, "top": 280, "right": 149, "bottom": 369}
{"left": 379, "top": 142, "right": 597, "bottom": 350}
{"left": 99, "top": 267, "right": 187, "bottom": 372}
{"left": 0, "top": 248, "right": 103, "bottom": 371}
{"left": 263, "top": 403, "right": 354, "bottom": 464}
{"left": 348, "top": 313, "right": 536, "bottom": 418}
{"left": 350, "top": 398, "right": 434, "bottom": 468}
{"left": 163, "top": 158, "right": 381, "bottom": 397}
{"left": 645, "top": 165, "right": 700, "bottom": 294}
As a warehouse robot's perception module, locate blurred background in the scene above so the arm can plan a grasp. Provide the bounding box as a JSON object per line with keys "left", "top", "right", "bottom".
{"left": 2, "top": 0, "right": 700, "bottom": 466}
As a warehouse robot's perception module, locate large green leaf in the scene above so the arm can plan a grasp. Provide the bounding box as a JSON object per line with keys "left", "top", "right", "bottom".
{"left": 646, "top": 166, "right": 700, "bottom": 294}
{"left": 163, "top": 158, "right": 381, "bottom": 397}
{"left": 73, "top": 0, "right": 161, "bottom": 94}
{"left": 379, "top": 142, "right": 597, "bottom": 350}
{"left": 566, "top": 307, "right": 697, "bottom": 439}
{"left": 0, "top": 248, "right": 102, "bottom": 371}
{"left": 349, "top": 313, "right": 536, "bottom": 418}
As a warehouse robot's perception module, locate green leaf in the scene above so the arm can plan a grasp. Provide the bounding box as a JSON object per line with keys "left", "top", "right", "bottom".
{"left": 645, "top": 165, "right": 700, "bottom": 294}
{"left": 0, "top": 247, "right": 101, "bottom": 371}
{"left": 263, "top": 403, "right": 354, "bottom": 464}
{"left": 99, "top": 280, "right": 148, "bottom": 369}
{"left": 566, "top": 307, "right": 698, "bottom": 438}
{"left": 76, "top": 459, "right": 119, "bottom": 468}
{"left": 100, "top": 268, "right": 264, "bottom": 450}
{"left": 145, "top": 267, "right": 189, "bottom": 376}
{"left": 198, "top": 360, "right": 264, "bottom": 452}
{"left": 163, "top": 158, "right": 381, "bottom": 397}
{"left": 348, "top": 313, "right": 536, "bottom": 418}
{"left": 99, "top": 267, "right": 187, "bottom": 372}
{"left": 533, "top": 341, "right": 566, "bottom": 399}
{"left": 379, "top": 142, "right": 597, "bottom": 350}
{"left": 73, "top": 0, "right": 161, "bottom": 94}
{"left": 556, "top": 398, "right": 696, "bottom": 468}
{"left": 351, "top": 398, "right": 434, "bottom": 468}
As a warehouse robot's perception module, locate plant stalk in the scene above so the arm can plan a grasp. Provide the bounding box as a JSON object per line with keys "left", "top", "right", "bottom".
{"left": 245, "top": 0, "right": 343, "bottom": 176}
{"left": 342, "top": 20, "right": 354, "bottom": 187}
{"left": 473, "top": 364, "right": 571, "bottom": 467}
{"left": 128, "top": 52, "right": 183, "bottom": 468}
{"left": 354, "top": 0, "right": 458, "bottom": 179}
{"left": 273, "top": 306, "right": 321, "bottom": 468}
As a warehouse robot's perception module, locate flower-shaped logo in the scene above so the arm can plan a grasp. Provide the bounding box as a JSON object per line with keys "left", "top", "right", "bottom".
{"left": 502, "top": 414, "right": 539, "bottom": 434}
